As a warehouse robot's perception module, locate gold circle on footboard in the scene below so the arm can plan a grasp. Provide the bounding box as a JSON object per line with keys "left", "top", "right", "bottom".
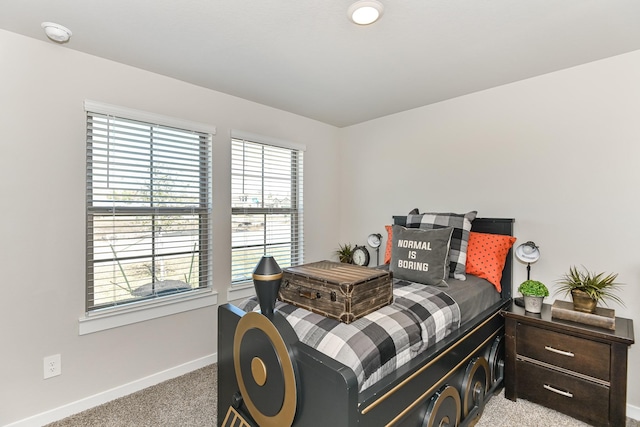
{"left": 233, "top": 312, "right": 297, "bottom": 427}
{"left": 461, "top": 357, "right": 490, "bottom": 419}
{"left": 421, "top": 385, "right": 461, "bottom": 427}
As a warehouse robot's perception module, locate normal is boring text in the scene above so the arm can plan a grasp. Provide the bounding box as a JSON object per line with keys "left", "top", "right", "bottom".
{"left": 396, "top": 239, "right": 431, "bottom": 271}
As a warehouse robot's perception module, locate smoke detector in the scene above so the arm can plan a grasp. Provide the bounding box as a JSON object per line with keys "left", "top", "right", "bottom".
{"left": 41, "top": 22, "right": 72, "bottom": 43}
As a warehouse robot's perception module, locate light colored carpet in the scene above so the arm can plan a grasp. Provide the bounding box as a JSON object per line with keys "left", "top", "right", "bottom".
{"left": 45, "top": 364, "right": 639, "bottom": 426}
{"left": 45, "top": 365, "right": 217, "bottom": 427}
{"left": 478, "top": 389, "right": 640, "bottom": 427}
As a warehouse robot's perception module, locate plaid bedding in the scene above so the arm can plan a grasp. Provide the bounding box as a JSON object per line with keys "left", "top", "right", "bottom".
{"left": 238, "top": 279, "right": 461, "bottom": 391}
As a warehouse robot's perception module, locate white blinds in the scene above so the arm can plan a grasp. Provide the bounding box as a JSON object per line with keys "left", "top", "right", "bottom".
{"left": 86, "top": 111, "right": 212, "bottom": 311}
{"left": 231, "top": 137, "right": 304, "bottom": 283}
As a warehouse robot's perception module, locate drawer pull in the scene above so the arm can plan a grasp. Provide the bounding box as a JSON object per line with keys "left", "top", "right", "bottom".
{"left": 543, "top": 384, "right": 573, "bottom": 398}
{"left": 544, "top": 346, "right": 574, "bottom": 357}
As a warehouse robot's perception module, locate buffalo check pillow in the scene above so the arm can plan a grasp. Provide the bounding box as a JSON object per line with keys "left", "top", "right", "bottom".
{"left": 405, "top": 211, "right": 477, "bottom": 280}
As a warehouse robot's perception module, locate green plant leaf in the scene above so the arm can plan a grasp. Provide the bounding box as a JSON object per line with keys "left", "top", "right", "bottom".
{"left": 555, "top": 265, "right": 625, "bottom": 307}
{"left": 335, "top": 243, "right": 354, "bottom": 263}
{"left": 518, "top": 280, "right": 549, "bottom": 297}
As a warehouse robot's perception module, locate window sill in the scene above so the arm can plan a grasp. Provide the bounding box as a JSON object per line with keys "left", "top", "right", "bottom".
{"left": 78, "top": 289, "right": 218, "bottom": 335}
{"left": 227, "top": 282, "right": 256, "bottom": 303}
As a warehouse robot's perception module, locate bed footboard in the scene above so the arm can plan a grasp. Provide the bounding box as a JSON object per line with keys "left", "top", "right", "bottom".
{"left": 218, "top": 303, "right": 359, "bottom": 427}
{"left": 218, "top": 302, "right": 507, "bottom": 427}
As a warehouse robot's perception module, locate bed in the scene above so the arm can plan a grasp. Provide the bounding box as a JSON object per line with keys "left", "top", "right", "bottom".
{"left": 218, "top": 216, "right": 514, "bottom": 427}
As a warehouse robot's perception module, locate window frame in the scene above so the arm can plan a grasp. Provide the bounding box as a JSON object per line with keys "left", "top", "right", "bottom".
{"left": 230, "top": 130, "right": 305, "bottom": 288}
{"left": 81, "top": 101, "right": 217, "bottom": 332}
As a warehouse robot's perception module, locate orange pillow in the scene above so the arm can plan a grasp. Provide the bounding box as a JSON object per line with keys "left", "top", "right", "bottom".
{"left": 465, "top": 232, "right": 516, "bottom": 292}
{"left": 384, "top": 225, "right": 393, "bottom": 264}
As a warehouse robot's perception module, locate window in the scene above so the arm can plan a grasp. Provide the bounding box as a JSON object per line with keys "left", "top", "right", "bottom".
{"left": 231, "top": 132, "right": 304, "bottom": 284}
{"left": 86, "top": 103, "right": 212, "bottom": 312}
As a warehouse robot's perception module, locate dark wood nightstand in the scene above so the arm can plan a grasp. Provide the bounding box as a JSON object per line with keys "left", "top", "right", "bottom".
{"left": 502, "top": 302, "right": 634, "bottom": 427}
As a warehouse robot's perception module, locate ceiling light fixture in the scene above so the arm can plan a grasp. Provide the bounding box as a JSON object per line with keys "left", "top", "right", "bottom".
{"left": 348, "top": 0, "right": 384, "bottom": 25}
{"left": 41, "top": 22, "right": 72, "bottom": 43}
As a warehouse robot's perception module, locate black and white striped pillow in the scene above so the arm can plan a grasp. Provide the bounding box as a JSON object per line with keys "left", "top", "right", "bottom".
{"left": 406, "top": 211, "right": 477, "bottom": 280}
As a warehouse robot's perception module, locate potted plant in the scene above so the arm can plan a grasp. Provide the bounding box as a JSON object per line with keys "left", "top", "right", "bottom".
{"left": 555, "top": 265, "right": 625, "bottom": 313}
{"left": 517, "top": 280, "right": 549, "bottom": 313}
{"left": 336, "top": 243, "right": 354, "bottom": 264}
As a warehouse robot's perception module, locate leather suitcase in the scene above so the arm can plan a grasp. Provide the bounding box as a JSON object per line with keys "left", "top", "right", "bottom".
{"left": 279, "top": 260, "right": 393, "bottom": 323}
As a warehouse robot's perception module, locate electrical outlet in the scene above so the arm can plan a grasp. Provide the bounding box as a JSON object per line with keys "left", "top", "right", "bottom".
{"left": 43, "top": 354, "right": 61, "bottom": 379}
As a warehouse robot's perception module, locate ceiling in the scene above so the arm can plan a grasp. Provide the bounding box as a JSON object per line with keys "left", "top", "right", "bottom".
{"left": 2, "top": 1, "right": 640, "bottom": 127}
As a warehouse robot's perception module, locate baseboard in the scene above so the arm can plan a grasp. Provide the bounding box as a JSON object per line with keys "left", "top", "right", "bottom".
{"left": 628, "top": 402, "right": 640, "bottom": 421}
{"left": 6, "top": 353, "right": 217, "bottom": 427}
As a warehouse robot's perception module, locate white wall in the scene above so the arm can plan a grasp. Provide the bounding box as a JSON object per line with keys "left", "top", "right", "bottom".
{"left": 337, "top": 49, "right": 640, "bottom": 415}
{"left": 0, "top": 29, "right": 340, "bottom": 426}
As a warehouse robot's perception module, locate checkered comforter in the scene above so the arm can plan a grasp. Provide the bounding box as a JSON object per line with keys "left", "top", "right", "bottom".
{"left": 238, "top": 279, "right": 461, "bottom": 391}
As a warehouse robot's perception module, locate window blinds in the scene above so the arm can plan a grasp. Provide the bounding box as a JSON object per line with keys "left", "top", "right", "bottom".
{"left": 231, "top": 137, "right": 304, "bottom": 283}
{"left": 86, "top": 112, "right": 212, "bottom": 311}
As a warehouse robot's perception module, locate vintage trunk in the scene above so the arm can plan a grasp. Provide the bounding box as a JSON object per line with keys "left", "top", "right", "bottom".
{"left": 279, "top": 260, "right": 393, "bottom": 324}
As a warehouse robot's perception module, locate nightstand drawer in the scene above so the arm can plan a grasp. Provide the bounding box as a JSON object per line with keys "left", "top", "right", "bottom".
{"left": 516, "top": 360, "right": 609, "bottom": 426}
{"left": 516, "top": 322, "right": 610, "bottom": 381}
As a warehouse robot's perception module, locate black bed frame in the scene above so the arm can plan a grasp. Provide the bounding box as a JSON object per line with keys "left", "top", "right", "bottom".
{"left": 218, "top": 218, "right": 514, "bottom": 427}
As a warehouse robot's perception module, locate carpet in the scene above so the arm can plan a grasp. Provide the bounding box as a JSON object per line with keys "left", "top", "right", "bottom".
{"left": 45, "top": 364, "right": 639, "bottom": 426}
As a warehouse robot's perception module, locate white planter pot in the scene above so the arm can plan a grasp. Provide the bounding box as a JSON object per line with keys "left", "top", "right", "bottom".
{"left": 523, "top": 295, "right": 544, "bottom": 313}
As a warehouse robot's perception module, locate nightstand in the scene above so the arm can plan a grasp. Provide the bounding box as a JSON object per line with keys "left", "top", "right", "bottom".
{"left": 502, "top": 302, "right": 634, "bottom": 427}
